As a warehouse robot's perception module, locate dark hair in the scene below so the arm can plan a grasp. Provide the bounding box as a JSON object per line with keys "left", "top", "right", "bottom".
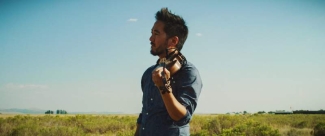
{"left": 155, "top": 8, "right": 188, "bottom": 51}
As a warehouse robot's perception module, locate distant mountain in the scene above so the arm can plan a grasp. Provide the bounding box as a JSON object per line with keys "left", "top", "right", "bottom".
{"left": 0, "top": 108, "right": 123, "bottom": 114}
{"left": 0, "top": 108, "right": 46, "bottom": 114}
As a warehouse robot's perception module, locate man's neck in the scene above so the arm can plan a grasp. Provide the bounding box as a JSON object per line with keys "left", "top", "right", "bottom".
{"left": 158, "top": 48, "right": 177, "bottom": 59}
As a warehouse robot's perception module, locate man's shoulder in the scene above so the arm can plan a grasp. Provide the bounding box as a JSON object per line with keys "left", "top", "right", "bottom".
{"left": 175, "top": 61, "right": 203, "bottom": 87}
{"left": 173, "top": 61, "right": 201, "bottom": 78}
{"left": 181, "top": 61, "right": 199, "bottom": 72}
{"left": 142, "top": 64, "right": 157, "bottom": 77}
{"left": 183, "top": 61, "right": 194, "bottom": 67}
{"left": 144, "top": 65, "right": 157, "bottom": 72}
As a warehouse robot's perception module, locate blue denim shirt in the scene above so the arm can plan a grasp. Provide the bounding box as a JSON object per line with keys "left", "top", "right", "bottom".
{"left": 137, "top": 61, "right": 202, "bottom": 136}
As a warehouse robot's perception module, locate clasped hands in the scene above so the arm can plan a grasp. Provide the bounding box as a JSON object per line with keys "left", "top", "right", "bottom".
{"left": 152, "top": 66, "right": 170, "bottom": 88}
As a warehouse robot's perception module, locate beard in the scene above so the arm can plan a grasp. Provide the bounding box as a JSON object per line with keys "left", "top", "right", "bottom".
{"left": 150, "top": 42, "right": 167, "bottom": 56}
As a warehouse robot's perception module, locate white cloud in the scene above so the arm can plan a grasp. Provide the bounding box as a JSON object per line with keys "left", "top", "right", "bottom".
{"left": 127, "top": 18, "right": 138, "bottom": 22}
{"left": 196, "top": 33, "right": 203, "bottom": 37}
{"left": 5, "top": 83, "right": 49, "bottom": 90}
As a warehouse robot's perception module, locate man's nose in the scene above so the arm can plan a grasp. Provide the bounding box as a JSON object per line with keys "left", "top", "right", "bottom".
{"left": 149, "top": 35, "right": 154, "bottom": 42}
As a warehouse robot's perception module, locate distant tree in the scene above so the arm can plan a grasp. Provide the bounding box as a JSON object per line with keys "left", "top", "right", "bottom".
{"left": 257, "top": 111, "right": 266, "bottom": 114}
{"left": 56, "top": 109, "right": 68, "bottom": 114}
{"left": 243, "top": 111, "right": 247, "bottom": 114}
{"left": 268, "top": 111, "right": 275, "bottom": 114}
{"left": 45, "top": 110, "right": 54, "bottom": 114}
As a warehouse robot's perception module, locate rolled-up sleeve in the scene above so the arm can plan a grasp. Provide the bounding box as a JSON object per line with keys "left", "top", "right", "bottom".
{"left": 173, "top": 64, "right": 203, "bottom": 125}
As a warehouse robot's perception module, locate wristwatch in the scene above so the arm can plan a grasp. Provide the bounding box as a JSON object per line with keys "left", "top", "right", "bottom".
{"left": 158, "top": 82, "right": 172, "bottom": 94}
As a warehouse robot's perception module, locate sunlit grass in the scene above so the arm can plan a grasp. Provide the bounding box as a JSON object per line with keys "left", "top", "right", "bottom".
{"left": 0, "top": 114, "right": 324, "bottom": 136}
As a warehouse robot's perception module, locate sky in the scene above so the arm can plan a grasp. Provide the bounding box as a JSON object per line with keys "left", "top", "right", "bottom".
{"left": 0, "top": 0, "right": 324, "bottom": 114}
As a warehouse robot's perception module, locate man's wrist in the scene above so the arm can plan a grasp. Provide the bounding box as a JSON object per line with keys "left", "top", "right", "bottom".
{"left": 158, "top": 82, "right": 172, "bottom": 94}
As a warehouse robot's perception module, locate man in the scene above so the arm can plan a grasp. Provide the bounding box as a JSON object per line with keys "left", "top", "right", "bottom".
{"left": 135, "top": 8, "right": 203, "bottom": 136}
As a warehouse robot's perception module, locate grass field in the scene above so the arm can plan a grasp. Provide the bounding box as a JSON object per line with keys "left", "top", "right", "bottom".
{"left": 0, "top": 114, "right": 324, "bottom": 136}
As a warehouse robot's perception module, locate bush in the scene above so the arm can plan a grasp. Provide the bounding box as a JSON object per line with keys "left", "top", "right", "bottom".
{"left": 314, "top": 122, "right": 325, "bottom": 136}
{"left": 202, "top": 118, "right": 221, "bottom": 134}
{"left": 1, "top": 114, "right": 324, "bottom": 136}
{"left": 220, "top": 120, "right": 280, "bottom": 136}
{"left": 294, "top": 121, "right": 308, "bottom": 128}
{"left": 286, "top": 128, "right": 312, "bottom": 136}
{"left": 191, "top": 129, "right": 211, "bottom": 136}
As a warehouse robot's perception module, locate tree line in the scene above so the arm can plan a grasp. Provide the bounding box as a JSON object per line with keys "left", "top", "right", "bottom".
{"left": 45, "top": 110, "right": 68, "bottom": 114}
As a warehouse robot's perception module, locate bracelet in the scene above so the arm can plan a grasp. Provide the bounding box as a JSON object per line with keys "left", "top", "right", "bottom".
{"left": 158, "top": 80, "right": 172, "bottom": 94}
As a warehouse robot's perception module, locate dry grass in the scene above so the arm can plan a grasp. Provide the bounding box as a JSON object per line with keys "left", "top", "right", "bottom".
{"left": 277, "top": 125, "right": 313, "bottom": 136}
{"left": 0, "top": 114, "right": 324, "bottom": 136}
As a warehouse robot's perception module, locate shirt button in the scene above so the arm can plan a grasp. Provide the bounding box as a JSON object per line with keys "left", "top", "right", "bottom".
{"left": 142, "top": 127, "right": 145, "bottom": 130}
{"left": 173, "top": 81, "right": 175, "bottom": 83}
{"left": 151, "top": 98, "right": 153, "bottom": 101}
{"left": 146, "top": 112, "right": 148, "bottom": 115}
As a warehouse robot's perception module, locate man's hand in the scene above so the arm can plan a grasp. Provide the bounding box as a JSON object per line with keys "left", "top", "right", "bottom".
{"left": 152, "top": 66, "right": 170, "bottom": 87}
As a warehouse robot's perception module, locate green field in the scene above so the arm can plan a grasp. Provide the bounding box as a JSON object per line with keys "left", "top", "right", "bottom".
{"left": 0, "top": 114, "right": 325, "bottom": 136}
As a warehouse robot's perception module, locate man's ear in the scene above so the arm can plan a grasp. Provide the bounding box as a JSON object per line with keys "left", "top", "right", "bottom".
{"left": 168, "top": 36, "right": 179, "bottom": 48}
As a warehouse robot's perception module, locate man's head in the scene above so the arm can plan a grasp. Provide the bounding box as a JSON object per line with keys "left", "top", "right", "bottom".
{"left": 150, "top": 8, "right": 188, "bottom": 57}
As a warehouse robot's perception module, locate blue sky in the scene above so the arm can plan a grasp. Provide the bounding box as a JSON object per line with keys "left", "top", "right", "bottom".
{"left": 1, "top": 0, "right": 324, "bottom": 114}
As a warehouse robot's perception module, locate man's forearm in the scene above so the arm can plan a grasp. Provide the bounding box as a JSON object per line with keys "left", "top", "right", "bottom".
{"left": 160, "top": 91, "right": 187, "bottom": 121}
{"left": 152, "top": 67, "right": 187, "bottom": 121}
